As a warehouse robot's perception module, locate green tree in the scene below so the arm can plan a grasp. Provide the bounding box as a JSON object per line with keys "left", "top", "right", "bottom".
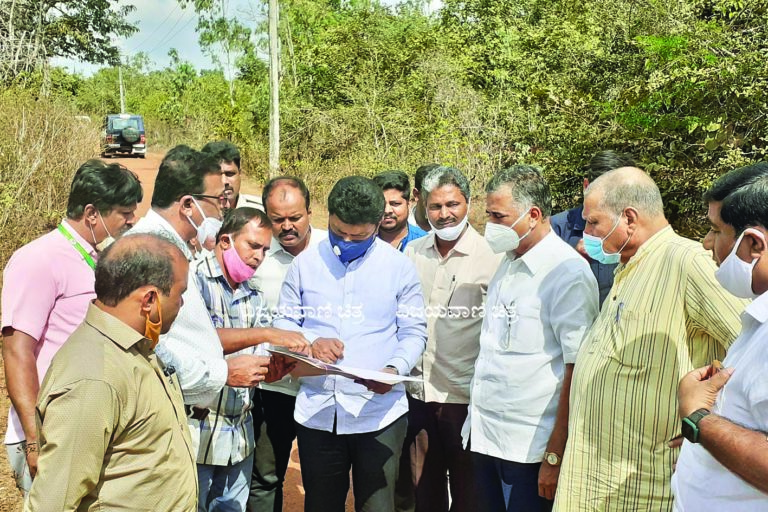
{"left": 1, "top": 0, "right": 137, "bottom": 82}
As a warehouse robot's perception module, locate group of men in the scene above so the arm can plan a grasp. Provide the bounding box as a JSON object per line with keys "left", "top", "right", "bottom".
{"left": 2, "top": 142, "right": 768, "bottom": 512}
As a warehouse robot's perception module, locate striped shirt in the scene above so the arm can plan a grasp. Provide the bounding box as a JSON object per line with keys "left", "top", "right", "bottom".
{"left": 554, "top": 226, "right": 748, "bottom": 512}
{"left": 193, "top": 252, "right": 271, "bottom": 466}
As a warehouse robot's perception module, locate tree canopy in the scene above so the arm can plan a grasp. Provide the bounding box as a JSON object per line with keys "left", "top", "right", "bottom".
{"left": 7, "top": 0, "right": 768, "bottom": 237}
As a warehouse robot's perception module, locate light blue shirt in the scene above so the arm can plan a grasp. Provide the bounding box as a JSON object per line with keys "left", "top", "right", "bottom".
{"left": 275, "top": 237, "right": 427, "bottom": 434}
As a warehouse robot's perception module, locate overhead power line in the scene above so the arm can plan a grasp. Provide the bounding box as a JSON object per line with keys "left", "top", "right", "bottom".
{"left": 144, "top": 9, "right": 198, "bottom": 59}
{"left": 128, "top": 3, "right": 181, "bottom": 53}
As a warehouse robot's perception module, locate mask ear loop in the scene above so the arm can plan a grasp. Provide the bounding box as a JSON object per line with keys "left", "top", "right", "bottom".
{"left": 99, "top": 212, "right": 113, "bottom": 239}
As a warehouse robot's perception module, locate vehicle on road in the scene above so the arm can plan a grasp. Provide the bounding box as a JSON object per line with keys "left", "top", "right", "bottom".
{"left": 101, "top": 114, "right": 146, "bottom": 158}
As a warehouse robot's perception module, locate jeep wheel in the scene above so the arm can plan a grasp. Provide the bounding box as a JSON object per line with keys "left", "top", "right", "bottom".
{"left": 122, "top": 126, "right": 140, "bottom": 143}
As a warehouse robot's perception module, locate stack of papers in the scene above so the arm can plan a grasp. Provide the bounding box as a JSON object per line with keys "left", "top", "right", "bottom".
{"left": 267, "top": 346, "right": 422, "bottom": 385}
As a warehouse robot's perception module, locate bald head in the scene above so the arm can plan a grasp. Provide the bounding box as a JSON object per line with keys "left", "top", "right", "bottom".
{"left": 585, "top": 166, "right": 665, "bottom": 220}
{"left": 95, "top": 234, "right": 188, "bottom": 307}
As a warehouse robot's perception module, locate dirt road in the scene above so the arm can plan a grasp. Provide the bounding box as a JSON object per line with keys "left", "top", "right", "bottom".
{"left": 0, "top": 153, "right": 350, "bottom": 511}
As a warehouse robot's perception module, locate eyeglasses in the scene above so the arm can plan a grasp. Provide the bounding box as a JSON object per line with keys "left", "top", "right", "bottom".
{"left": 193, "top": 194, "right": 229, "bottom": 209}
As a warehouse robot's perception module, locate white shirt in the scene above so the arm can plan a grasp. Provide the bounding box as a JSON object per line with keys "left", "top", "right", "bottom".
{"left": 672, "top": 292, "right": 768, "bottom": 511}
{"left": 274, "top": 238, "right": 427, "bottom": 434}
{"left": 462, "top": 230, "right": 598, "bottom": 463}
{"left": 236, "top": 193, "right": 264, "bottom": 211}
{"left": 249, "top": 228, "right": 327, "bottom": 396}
{"left": 129, "top": 210, "right": 227, "bottom": 408}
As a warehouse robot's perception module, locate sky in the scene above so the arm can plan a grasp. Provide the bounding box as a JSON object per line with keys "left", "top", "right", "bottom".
{"left": 52, "top": 0, "right": 442, "bottom": 77}
{"left": 52, "top": 0, "right": 248, "bottom": 75}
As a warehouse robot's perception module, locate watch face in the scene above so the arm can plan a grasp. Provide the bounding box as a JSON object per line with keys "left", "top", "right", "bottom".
{"left": 546, "top": 453, "right": 558, "bottom": 465}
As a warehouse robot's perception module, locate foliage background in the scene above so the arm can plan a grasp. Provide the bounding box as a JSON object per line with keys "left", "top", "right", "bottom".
{"left": 2, "top": 0, "right": 768, "bottom": 270}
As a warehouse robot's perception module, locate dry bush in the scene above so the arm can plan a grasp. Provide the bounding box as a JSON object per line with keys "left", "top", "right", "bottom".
{"left": 0, "top": 89, "right": 101, "bottom": 281}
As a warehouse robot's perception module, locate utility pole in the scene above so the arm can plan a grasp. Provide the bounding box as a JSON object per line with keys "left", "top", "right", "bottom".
{"left": 268, "top": 0, "right": 280, "bottom": 178}
{"left": 118, "top": 62, "right": 126, "bottom": 113}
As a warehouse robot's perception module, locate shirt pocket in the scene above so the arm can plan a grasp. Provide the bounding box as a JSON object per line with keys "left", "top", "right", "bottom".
{"left": 447, "top": 283, "right": 484, "bottom": 319}
{"left": 609, "top": 307, "right": 658, "bottom": 369}
{"left": 503, "top": 298, "right": 545, "bottom": 354}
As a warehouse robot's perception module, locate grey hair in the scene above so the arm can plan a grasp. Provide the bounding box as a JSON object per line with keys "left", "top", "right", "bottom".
{"left": 585, "top": 168, "right": 665, "bottom": 219}
{"left": 421, "top": 166, "right": 471, "bottom": 201}
{"left": 485, "top": 164, "right": 551, "bottom": 217}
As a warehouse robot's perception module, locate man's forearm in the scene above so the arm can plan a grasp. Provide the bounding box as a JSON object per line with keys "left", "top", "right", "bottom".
{"left": 545, "top": 364, "right": 574, "bottom": 456}
{"left": 2, "top": 330, "right": 41, "bottom": 443}
{"left": 698, "top": 414, "right": 768, "bottom": 493}
{"left": 217, "top": 328, "right": 274, "bottom": 355}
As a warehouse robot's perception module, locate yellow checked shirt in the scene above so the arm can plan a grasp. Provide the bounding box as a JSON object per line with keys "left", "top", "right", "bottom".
{"left": 554, "top": 226, "right": 747, "bottom": 512}
{"left": 25, "top": 304, "right": 197, "bottom": 512}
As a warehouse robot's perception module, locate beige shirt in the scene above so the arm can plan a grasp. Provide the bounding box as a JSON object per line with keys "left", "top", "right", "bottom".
{"left": 26, "top": 304, "right": 197, "bottom": 512}
{"left": 404, "top": 225, "right": 502, "bottom": 403}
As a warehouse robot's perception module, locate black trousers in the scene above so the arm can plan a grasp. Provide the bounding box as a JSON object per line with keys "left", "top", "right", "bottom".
{"left": 395, "top": 396, "right": 475, "bottom": 512}
{"left": 296, "top": 414, "right": 408, "bottom": 512}
{"left": 247, "top": 389, "right": 297, "bottom": 512}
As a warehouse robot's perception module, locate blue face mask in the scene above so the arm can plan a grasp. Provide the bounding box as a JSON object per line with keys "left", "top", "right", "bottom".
{"left": 328, "top": 228, "right": 376, "bottom": 264}
{"left": 582, "top": 214, "right": 632, "bottom": 265}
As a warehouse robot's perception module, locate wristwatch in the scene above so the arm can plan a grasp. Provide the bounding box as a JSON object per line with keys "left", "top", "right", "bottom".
{"left": 681, "top": 408, "right": 711, "bottom": 444}
{"left": 544, "top": 451, "right": 562, "bottom": 466}
{"left": 385, "top": 365, "right": 399, "bottom": 375}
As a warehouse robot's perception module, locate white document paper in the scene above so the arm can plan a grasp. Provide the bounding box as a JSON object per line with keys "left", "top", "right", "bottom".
{"left": 267, "top": 346, "right": 422, "bottom": 385}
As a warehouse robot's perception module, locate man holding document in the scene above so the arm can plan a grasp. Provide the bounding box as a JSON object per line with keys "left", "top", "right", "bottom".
{"left": 275, "top": 176, "right": 427, "bottom": 512}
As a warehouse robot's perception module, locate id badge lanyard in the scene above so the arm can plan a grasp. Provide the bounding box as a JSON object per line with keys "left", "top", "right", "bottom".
{"left": 57, "top": 223, "right": 96, "bottom": 270}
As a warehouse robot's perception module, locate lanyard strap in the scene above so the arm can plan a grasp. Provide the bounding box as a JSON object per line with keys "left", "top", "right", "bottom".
{"left": 57, "top": 224, "right": 96, "bottom": 270}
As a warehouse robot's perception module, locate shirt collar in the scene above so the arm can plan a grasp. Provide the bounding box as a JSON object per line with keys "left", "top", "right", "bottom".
{"left": 266, "top": 227, "right": 321, "bottom": 258}
{"left": 517, "top": 229, "right": 559, "bottom": 275}
{"left": 266, "top": 236, "right": 289, "bottom": 257}
{"left": 746, "top": 291, "right": 768, "bottom": 324}
{"left": 61, "top": 219, "right": 98, "bottom": 257}
{"left": 618, "top": 225, "right": 674, "bottom": 274}
{"left": 144, "top": 209, "right": 193, "bottom": 260}
{"left": 84, "top": 302, "right": 150, "bottom": 353}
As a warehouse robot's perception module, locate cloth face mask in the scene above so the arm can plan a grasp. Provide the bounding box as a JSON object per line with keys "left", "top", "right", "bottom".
{"left": 222, "top": 239, "right": 257, "bottom": 283}
{"left": 328, "top": 229, "right": 376, "bottom": 264}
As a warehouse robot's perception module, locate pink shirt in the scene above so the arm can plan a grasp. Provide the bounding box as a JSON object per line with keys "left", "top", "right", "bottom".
{"left": 1, "top": 220, "right": 96, "bottom": 444}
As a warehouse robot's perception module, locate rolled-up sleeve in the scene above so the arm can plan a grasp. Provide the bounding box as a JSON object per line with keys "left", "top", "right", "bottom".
{"left": 26, "top": 380, "right": 120, "bottom": 512}
{"left": 388, "top": 260, "right": 427, "bottom": 375}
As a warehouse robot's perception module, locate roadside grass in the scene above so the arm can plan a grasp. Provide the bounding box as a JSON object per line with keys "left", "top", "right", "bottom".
{"left": 0, "top": 89, "right": 101, "bottom": 280}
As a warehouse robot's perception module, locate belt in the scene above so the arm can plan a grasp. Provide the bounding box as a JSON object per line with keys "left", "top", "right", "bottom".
{"left": 184, "top": 405, "right": 210, "bottom": 421}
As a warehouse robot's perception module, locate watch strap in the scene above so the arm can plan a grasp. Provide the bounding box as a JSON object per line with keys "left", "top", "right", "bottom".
{"left": 682, "top": 408, "right": 711, "bottom": 443}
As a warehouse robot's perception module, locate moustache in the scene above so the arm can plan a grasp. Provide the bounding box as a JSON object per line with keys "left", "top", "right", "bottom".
{"left": 435, "top": 217, "right": 457, "bottom": 227}
{"left": 279, "top": 230, "right": 299, "bottom": 238}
